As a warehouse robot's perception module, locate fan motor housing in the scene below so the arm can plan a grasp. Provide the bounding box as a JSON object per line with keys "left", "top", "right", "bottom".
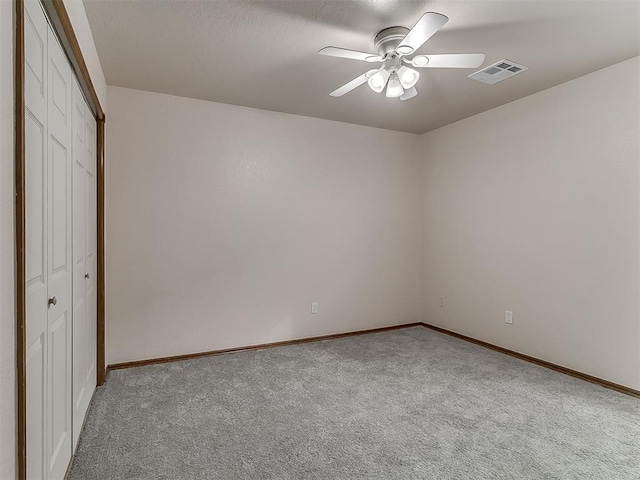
{"left": 374, "top": 26, "right": 410, "bottom": 56}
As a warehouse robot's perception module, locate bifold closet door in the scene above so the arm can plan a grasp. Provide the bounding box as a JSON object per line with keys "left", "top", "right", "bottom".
{"left": 25, "top": 0, "right": 74, "bottom": 478}
{"left": 25, "top": 0, "right": 50, "bottom": 476}
{"left": 46, "top": 22, "right": 73, "bottom": 480}
{"left": 72, "top": 78, "right": 97, "bottom": 450}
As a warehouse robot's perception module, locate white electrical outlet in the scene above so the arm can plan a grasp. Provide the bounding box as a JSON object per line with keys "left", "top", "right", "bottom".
{"left": 311, "top": 302, "right": 318, "bottom": 314}
{"left": 505, "top": 310, "right": 513, "bottom": 324}
{"left": 439, "top": 296, "right": 445, "bottom": 308}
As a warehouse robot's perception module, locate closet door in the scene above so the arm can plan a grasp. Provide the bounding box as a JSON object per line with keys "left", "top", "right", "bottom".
{"left": 72, "top": 80, "right": 97, "bottom": 449}
{"left": 46, "top": 24, "right": 73, "bottom": 480}
{"left": 25, "top": 0, "right": 49, "bottom": 477}
{"left": 84, "top": 104, "right": 98, "bottom": 401}
{"left": 25, "top": 0, "right": 94, "bottom": 476}
{"left": 71, "top": 79, "right": 87, "bottom": 449}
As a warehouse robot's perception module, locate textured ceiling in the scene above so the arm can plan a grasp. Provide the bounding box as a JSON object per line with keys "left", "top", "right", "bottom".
{"left": 84, "top": 0, "right": 640, "bottom": 134}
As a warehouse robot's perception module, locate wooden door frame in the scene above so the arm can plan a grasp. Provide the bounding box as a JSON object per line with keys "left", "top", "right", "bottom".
{"left": 14, "top": 1, "right": 106, "bottom": 478}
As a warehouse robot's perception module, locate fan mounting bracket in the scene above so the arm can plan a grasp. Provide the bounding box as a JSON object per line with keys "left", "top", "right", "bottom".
{"left": 374, "top": 26, "right": 410, "bottom": 56}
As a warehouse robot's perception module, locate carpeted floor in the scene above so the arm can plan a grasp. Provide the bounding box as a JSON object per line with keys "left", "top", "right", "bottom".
{"left": 68, "top": 326, "right": 640, "bottom": 479}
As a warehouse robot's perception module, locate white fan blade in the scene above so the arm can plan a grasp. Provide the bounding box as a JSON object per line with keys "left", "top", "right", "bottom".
{"left": 418, "top": 53, "right": 486, "bottom": 68}
{"left": 397, "top": 13, "right": 448, "bottom": 54}
{"left": 319, "top": 46, "right": 382, "bottom": 62}
{"left": 329, "top": 70, "right": 378, "bottom": 97}
{"left": 400, "top": 87, "right": 417, "bottom": 101}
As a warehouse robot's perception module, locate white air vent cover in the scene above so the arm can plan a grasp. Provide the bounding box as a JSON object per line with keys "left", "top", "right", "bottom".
{"left": 469, "top": 59, "right": 529, "bottom": 84}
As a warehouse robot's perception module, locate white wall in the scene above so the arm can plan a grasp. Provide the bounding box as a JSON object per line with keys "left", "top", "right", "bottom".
{"left": 107, "top": 58, "right": 640, "bottom": 389}
{"left": 105, "top": 86, "right": 423, "bottom": 364}
{"left": 0, "top": 1, "right": 16, "bottom": 477}
{"left": 420, "top": 57, "right": 640, "bottom": 390}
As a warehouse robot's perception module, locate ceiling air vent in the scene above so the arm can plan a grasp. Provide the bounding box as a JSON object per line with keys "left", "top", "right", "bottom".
{"left": 469, "top": 59, "right": 529, "bottom": 84}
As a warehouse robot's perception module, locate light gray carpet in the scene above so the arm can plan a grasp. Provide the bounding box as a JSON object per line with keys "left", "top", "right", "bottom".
{"left": 68, "top": 326, "right": 640, "bottom": 479}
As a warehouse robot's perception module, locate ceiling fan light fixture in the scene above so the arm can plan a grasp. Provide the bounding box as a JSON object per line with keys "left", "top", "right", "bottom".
{"left": 397, "top": 66, "right": 420, "bottom": 88}
{"left": 385, "top": 72, "right": 404, "bottom": 98}
{"left": 319, "top": 12, "right": 482, "bottom": 101}
{"left": 368, "top": 69, "right": 390, "bottom": 93}
{"left": 411, "top": 55, "right": 429, "bottom": 67}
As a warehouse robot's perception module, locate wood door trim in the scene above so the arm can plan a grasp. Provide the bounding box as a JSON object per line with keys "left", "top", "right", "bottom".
{"left": 107, "top": 323, "right": 424, "bottom": 371}
{"left": 15, "top": 1, "right": 107, "bottom": 478}
{"left": 15, "top": 1, "right": 26, "bottom": 479}
{"left": 96, "top": 118, "right": 106, "bottom": 385}
{"left": 420, "top": 323, "right": 640, "bottom": 398}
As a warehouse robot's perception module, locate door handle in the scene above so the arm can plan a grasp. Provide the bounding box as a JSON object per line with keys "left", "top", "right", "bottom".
{"left": 48, "top": 296, "right": 57, "bottom": 308}
{"left": 85, "top": 273, "right": 90, "bottom": 279}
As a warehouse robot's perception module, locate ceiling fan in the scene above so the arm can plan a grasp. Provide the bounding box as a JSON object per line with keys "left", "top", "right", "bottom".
{"left": 319, "top": 12, "right": 485, "bottom": 100}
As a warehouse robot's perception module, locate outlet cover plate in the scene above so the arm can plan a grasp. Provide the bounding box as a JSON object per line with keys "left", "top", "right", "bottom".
{"left": 505, "top": 310, "right": 513, "bottom": 324}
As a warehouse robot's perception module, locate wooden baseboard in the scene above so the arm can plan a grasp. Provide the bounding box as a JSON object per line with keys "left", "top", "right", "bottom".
{"left": 419, "top": 322, "right": 640, "bottom": 399}
{"left": 107, "top": 323, "right": 423, "bottom": 371}
{"left": 106, "top": 321, "right": 639, "bottom": 399}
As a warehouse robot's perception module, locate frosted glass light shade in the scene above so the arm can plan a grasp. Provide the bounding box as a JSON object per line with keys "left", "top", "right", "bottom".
{"left": 397, "top": 66, "right": 420, "bottom": 88}
{"left": 385, "top": 72, "right": 404, "bottom": 98}
{"left": 368, "top": 69, "right": 391, "bottom": 93}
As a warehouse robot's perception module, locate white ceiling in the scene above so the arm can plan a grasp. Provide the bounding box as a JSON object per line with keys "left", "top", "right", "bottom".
{"left": 84, "top": 0, "right": 640, "bottom": 134}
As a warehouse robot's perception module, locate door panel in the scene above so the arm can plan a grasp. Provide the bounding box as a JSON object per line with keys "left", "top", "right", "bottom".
{"left": 72, "top": 79, "right": 88, "bottom": 449}
{"left": 25, "top": 1, "right": 49, "bottom": 479}
{"left": 25, "top": 113, "right": 46, "bottom": 291}
{"left": 24, "top": 0, "right": 47, "bottom": 122}
{"left": 85, "top": 107, "right": 97, "bottom": 390}
{"left": 47, "top": 27, "right": 73, "bottom": 480}
{"left": 84, "top": 179, "right": 96, "bottom": 386}
{"left": 49, "top": 138, "right": 69, "bottom": 272}
{"left": 48, "top": 312, "right": 69, "bottom": 467}
{"left": 26, "top": 334, "right": 46, "bottom": 480}
{"left": 25, "top": 110, "right": 47, "bottom": 348}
